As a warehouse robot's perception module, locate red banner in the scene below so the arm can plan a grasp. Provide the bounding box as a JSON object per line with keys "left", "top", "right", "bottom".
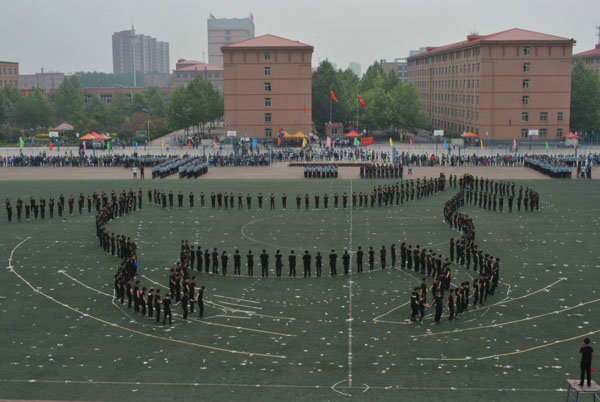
{"left": 361, "top": 137, "right": 374, "bottom": 146}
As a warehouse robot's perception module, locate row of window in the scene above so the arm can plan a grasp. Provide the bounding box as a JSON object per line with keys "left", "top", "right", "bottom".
{"left": 432, "top": 106, "right": 479, "bottom": 122}
{"left": 520, "top": 128, "right": 564, "bottom": 138}
{"left": 176, "top": 71, "right": 221, "bottom": 79}
{"left": 430, "top": 93, "right": 480, "bottom": 105}
{"left": 0, "top": 80, "right": 17, "bottom": 87}
{"left": 410, "top": 47, "right": 482, "bottom": 67}
{"left": 521, "top": 111, "right": 564, "bottom": 122}
{"left": 2, "top": 67, "right": 17, "bottom": 75}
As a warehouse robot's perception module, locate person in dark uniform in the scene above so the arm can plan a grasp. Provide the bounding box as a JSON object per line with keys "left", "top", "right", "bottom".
{"left": 428, "top": 290, "right": 444, "bottom": 323}
{"left": 275, "top": 250, "right": 283, "bottom": 277}
{"left": 174, "top": 292, "right": 189, "bottom": 322}
{"left": 258, "top": 193, "right": 263, "bottom": 209}
{"left": 304, "top": 194, "right": 309, "bottom": 210}
{"left": 356, "top": 246, "right": 363, "bottom": 273}
{"left": 260, "top": 249, "right": 269, "bottom": 277}
{"left": 168, "top": 191, "right": 174, "bottom": 208}
{"left": 315, "top": 252, "right": 323, "bottom": 277}
{"left": 324, "top": 193, "right": 329, "bottom": 209}
{"left": 189, "top": 192, "right": 194, "bottom": 207}
{"left": 288, "top": 251, "right": 297, "bottom": 277}
{"left": 154, "top": 289, "right": 161, "bottom": 323}
{"left": 178, "top": 191, "right": 184, "bottom": 207}
{"left": 221, "top": 250, "right": 228, "bottom": 276}
{"left": 204, "top": 248, "right": 210, "bottom": 273}
{"left": 390, "top": 244, "right": 396, "bottom": 268}
{"left": 368, "top": 246, "right": 375, "bottom": 271}
{"left": 329, "top": 249, "right": 337, "bottom": 276}
{"left": 379, "top": 245, "right": 386, "bottom": 269}
{"left": 147, "top": 288, "right": 154, "bottom": 319}
{"left": 6, "top": 199, "right": 12, "bottom": 223}
{"left": 303, "top": 250, "right": 312, "bottom": 277}
{"left": 580, "top": 337, "right": 593, "bottom": 386}
{"left": 270, "top": 193, "right": 275, "bottom": 210}
{"left": 342, "top": 250, "right": 350, "bottom": 275}
{"left": 446, "top": 289, "right": 455, "bottom": 321}
{"left": 296, "top": 194, "right": 301, "bottom": 209}
{"left": 246, "top": 193, "right": 251, "bottom": 209}
{"left": 281, "top": 193, "right": 287, "bottom": 209}
{"left": 233, "top": 249, "right": 241, "bottom": 276}
{"left": 247, "top": 250, "right": 254, "bottom": 276}
{"left": 211, "top": 248, "right": 219, "bottom": 274}
{"left": 162, "top": 294, "right": 173, "bottom": 325}
{"left": 197, "top": 286, "right": 205, "bottom": 318}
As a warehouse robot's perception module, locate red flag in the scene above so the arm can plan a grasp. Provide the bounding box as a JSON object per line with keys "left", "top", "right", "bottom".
{"left": 304, "top": 106, "right": 307, "bottom": 113}
{"left": 49, "top": 141, "right": 53, "bottom": 151}
{"left": 330, "top": 89, "right": 338, "bottom": 103}
{"left": 188, "top": 140, "right": 192, "bottom": 150}
{"left": 277, "top": 138, "right": 281, "bottom": 146}
{"left": 358, "top": 94, "right": 366, "bottom": 110}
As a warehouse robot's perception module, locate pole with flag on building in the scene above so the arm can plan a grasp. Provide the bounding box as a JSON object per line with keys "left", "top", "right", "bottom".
{"left": 545, "top": 141, "right": 549, "bottom": 153}
{"left": 480, "top": 139, "right": 484, "bottom": 150}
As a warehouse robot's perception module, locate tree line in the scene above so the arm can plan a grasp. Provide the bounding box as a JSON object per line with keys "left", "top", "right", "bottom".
{"left": 312, "top": 60, "right": 427, "bottom": 135}
{"left": 0, "top": 74, "right": 223, "bottom": 144}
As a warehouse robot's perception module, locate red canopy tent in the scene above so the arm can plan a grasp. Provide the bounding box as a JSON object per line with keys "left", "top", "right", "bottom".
{"left": 345, "top": 130, "right": 361, "bottom": 138}
{"left": 564, "top": 132, "right": 580, "bottom": 139}
{"left": 79, "top": 132, "right": 106, "bottom": 141}
{"left": 461, "top": 132, "right": 479, "bottom": 138}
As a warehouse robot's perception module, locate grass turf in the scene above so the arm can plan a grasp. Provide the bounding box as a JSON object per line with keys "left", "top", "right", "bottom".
{"left": 1, "top": 178, "right": 599, "bottom": 401}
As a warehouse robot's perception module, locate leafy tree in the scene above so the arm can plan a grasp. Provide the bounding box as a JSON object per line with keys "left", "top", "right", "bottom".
{"left": 131, "top": 87, "right": 166, "bottom": 117}
{"left": 54, "top": 76, "right": 85, "bottom": 123}
{"left": 85, "top": 94, "right": 108, "bottom": 124}
{"left": 0, "top": 85, "right": 23, "bottom": 126}
{"left": 570, "top": 61, "right": 600, "bottom": 134}
{"left": 312, "top": 60, "right": 343, "bottom": 132}
{"left": 166, "top": 87, "right": 193, "bottom": 132}
{"left": 14, "top": 89, "right": 54, "bottom": 129}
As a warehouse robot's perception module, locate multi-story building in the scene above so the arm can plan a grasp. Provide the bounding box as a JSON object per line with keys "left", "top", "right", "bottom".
{"left": 42, "top": 86, "right": 176, "bottom": 105}
{"left": 222, "top": 34, "right": 313, "bottom": 139}
{"left": 19, "top": 70, "right": 65, "bottom": 90}
{"left": 112, "top": 26, "right": 170, "bottom": 75}
{"left": 572, "top": 27, "right": 600, "bottom": 75}
{"left": 208, "top": 14, "right": 255, "bottom": 67}
{"left": 0, "top": 61, "right": 19, "bottom": 88}
{"left": 348, "top": 62, "right": 361, "bottom": 78}
{"left": 173, "top": 59, "right": 223, "bottom": 93}
{"left": 380, "top": 58, "right": 408, "bottom": 82}
{"left": 407, "top": 28, "right": 574, "bottom": 140}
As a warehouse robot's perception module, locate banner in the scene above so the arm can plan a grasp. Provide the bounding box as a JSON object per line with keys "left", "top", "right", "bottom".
{"left": 443, "top": 140, "right": 449, "bottom": 149}
{"left": 252, "top": 138, "right": 257, "bottom": 150}
{"left": 326, "top": 137, "right": 331, "bottom": 147}
{"left": 360, "top": 137, "right": 374, "bottom": 146}
{"left": 433, "top": 130, "right": 444, "bottom": 137}
{"left": 389, "top": 138, "right": 394, "bottom": 148}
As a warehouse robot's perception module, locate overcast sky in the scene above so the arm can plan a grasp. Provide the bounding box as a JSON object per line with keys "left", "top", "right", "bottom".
{"left": 3, "top": 0, "right": 600, "bottom": 75}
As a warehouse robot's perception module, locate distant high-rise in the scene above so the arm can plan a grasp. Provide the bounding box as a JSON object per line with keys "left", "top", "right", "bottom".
{"left": 207, "top": 14, "right": 255, "bottom": 67}
{"left": 348, "top": 62, "right": 361, "bottom": 77}
{"left": 112, "top": 26, "right": 170, "bottom": 75}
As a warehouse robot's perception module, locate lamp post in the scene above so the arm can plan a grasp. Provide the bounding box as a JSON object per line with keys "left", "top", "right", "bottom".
{"left": 142, "top": 108, "right": 152, "bottom": 151}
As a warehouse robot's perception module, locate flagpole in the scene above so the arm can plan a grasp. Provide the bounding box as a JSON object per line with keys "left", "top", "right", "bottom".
{"left": 329, "top": 86, "right": 332, "bottom": 124}
{"left": 356, "top": 92, "right": 359, "bottom": 135}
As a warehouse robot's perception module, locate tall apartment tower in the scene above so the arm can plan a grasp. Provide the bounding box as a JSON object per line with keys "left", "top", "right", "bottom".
{"left": 407, "top": 28, "right": 574, "bottom": 140}
{"left": 207, "top": 14, "right": 255, "bottom": 67}
{"left": 112, "top": 26, "right": 170, "bottom": 74}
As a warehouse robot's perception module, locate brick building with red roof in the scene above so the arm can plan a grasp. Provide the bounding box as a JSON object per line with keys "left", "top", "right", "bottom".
{"left": 572, "top": 44, "right": 600, "bottom": 75}
{"left": 173, "top": 59, "right": 224, "bottom": 93}
{"left": 222, "top": 34, "right": 313, "bottom": 139}
{"left": 407, "top": 28, "right": 575, "bottom": 140}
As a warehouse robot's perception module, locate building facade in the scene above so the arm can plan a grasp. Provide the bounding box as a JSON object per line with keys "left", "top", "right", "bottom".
{"left": 0, "top": 61, "right": 19, "bottom": 88}
{"left": 222, "top": 34, "right": 313, "bottom": 139}
{"left": 380, "top": 58, "right": 408, "bottom": 82}
{"left": 173, "top": 59, "right": 223, "bottom": 92}
{"left": 573, "top": 44, "right": 600, "bottom": 75}
{"left": 112, "top": 27, "right": 170, "bottom": 75}
{"left": 208, "top": 14, "right": 255, "bottom": 67}
{"left": 40, "top": 86, "right": 175, "bottom": 105}
{"left": 407, "top": 28, "right": 574, "bottom": 140}
{"left": 348, "top": 62, "right": 361, "bottom": 78}
{"left": 19, "top": 70, "right": 65, "bottom": 90}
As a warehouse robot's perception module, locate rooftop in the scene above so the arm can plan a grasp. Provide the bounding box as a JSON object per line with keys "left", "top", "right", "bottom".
{"left": 222, "top": 34, "right": 313, "bottom": 51}
{"left": 573, "top": 44, "right": 600, "bottom": 58}
{"left": 408, "top": 28, "right": 574, "bottom": 59}
{"left": 175, "top": 60, "right": 223, "bottom": 72}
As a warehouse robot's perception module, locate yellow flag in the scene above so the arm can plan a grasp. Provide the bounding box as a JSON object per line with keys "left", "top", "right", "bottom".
{"left": 389, "top": 137, "right": 394, "bottom": 148}
{"left": 480, "top": 139, "right": 483, "bottom": 149}
{"left": 161, "top": 140, "right": 165, "bottom": 149}
{"left": 302, "top": 138, "right": 307, "bottom": 147}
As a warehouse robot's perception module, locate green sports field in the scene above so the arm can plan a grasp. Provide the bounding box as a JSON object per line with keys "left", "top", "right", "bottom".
{"left": 1, "top": 178, "right": 599, "bottom": 401}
